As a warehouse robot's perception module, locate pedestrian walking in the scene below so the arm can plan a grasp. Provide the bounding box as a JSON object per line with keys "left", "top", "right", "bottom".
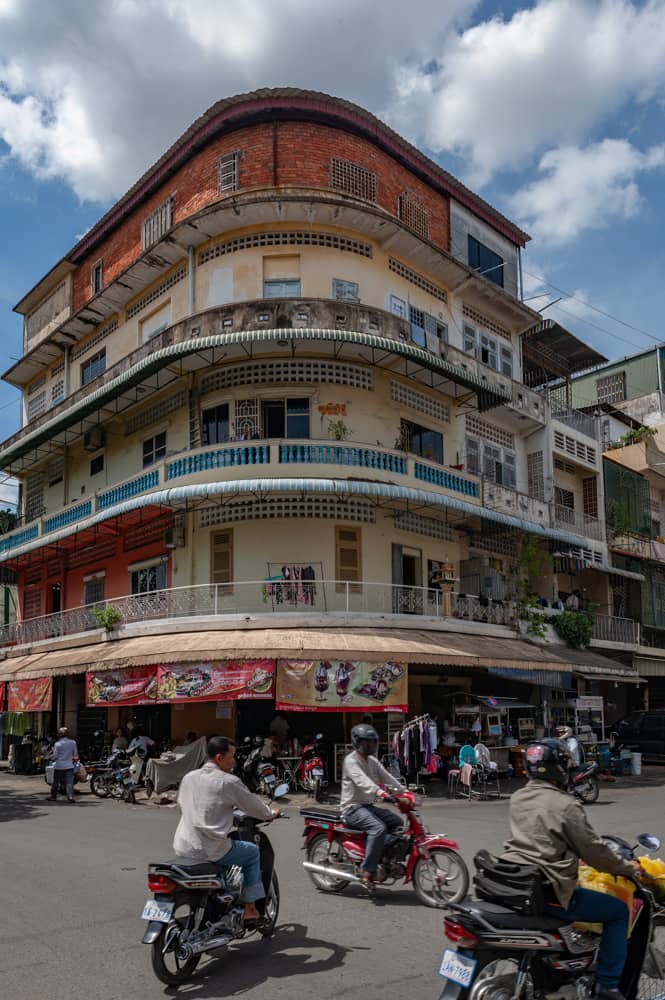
{"left": 48, "top": 726, "right": 79, "bottom": 803}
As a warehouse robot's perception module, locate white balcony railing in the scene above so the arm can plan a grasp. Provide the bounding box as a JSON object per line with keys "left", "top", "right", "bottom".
{"left": 591, "top": 613, "right": 640, "bottom": 646}
{"left": 552, "top": 504, "right": 604, "bottom": 541}
{"left": 0, "top": 582, "right": 518, "bottom": 648}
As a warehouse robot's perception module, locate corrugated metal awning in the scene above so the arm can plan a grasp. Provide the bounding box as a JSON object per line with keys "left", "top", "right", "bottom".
{"left": 0, "top": 627, "right": 644, "bottom": 682}
{"left": 633, "top": 656, "right": 665, "bottom": 677}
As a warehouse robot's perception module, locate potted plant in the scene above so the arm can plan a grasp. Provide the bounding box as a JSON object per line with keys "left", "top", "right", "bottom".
{"left": 327, "top": 418, "right": 351, "bottom": 441}
{"left": 91, "top": 605, "right": 123, "bottom": 631}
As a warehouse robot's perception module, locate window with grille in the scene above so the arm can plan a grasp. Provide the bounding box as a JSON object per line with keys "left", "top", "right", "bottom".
{"left": 401, "top": 419, "right": 443, "bottom": 465}
{"left": 218, "top": 151, "right": 240, "bottom": 193}
{"left": 48, "top": 457, "right": 64, "bottom": 486}
{"left": 27, "top": 391, "right": 46, "bottom": 421}
{"left": 408, "top": 306, "right": 447, "bottom": 349}
{"left": 555, "top": 487, "right": 575, "bottom": 510}
{"left": 468, "top": 235, "right": 504, "bottom": 287}
{"left": 467, "top": 435, "right": 515, "bottom": 487}
{"left": 527, "top": 452, "right": 545, "bottom": 501}
{"left": 130, "top": 560, "right": 167, "bottom": 595}
{"left": 51, "top": 380, "right": 64, "bottom": 406}
{"left": 329, "top": 157, "right": 377, "bottom": 202}
{"left": 24, "top": 588, "right": 42, "bottom": 620}
{"left": 143, "top": 431, "right": 167, "bottom": 467}
{"left": 336, "top": 526, "right": 362, "bottom": 591}
{"left": 91, "top": 260, "right": 103, "bottom": 295}
{"left": 84, "top": 575, "right": 105, "bottom": 606}
{"left": 463, "top": 325, "right": 476, "bottom": 355}
{"left": 596, "top": 372, "right": 626, "bottom": 404}
{"left": 390, "top": 294, "right": 407, "bottom": 319}
{"left": 397, "top": 192, "right": 430, "bottom": 239}
{"left": 81, "top": 348, "right": 106, "bottom": 386}
{"left": 25, "top": 474, "right": 44, "bottom": 522}
{"left": 583, "top": 477, "right": 598, "bottom": 518}
{"left": 332, "top": 278, "right": 359, "bottom": 302}
{"left": 263, "top": 278, "right": 301, "bottom": 298}
{"left": 142, "top": 194, "right": 175, "bottom": 249}
{"left": 211, "top": 530, "right": 233, "bottom": 585}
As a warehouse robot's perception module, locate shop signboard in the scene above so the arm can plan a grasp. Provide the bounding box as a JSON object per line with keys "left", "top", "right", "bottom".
{"left": 86, "top": 666, "right": 158, "bottom": 706}
{"left": 7, "top": 676, "right": 52, "bottom": 712}
{"left": 156, "top": 660, "right": 275, "bottom": 703}
{"left": 275, "top": 659, "right": 408, "bottom": 712}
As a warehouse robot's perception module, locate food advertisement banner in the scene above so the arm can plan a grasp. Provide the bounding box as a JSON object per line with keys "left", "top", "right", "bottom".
{"left": 7, "top": 676, "right": 53, "bottom": 712}
{"left": 156, "top": 660, "right": 275, "bottom": 703}
{"left": 86, "top": 666, "right": 158, "bottom": 706}
{"left": 275, "top": 660, "right": 408, "bottom": 712}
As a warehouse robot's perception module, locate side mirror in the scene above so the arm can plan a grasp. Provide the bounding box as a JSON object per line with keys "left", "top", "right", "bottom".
{"left": 273, "top": 783, "right": 290, "bottom": 799}
{"left": 637, "top": 833, "right": 661, "bottom": 852}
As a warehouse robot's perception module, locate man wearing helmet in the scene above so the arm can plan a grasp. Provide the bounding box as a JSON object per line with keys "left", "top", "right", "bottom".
{"left": 341, "top": 724, "right": 404, "bottom": 888}
{"left": 556, "top": 724, "right": 582, "bottom": 768}
{"left": 503, "top": 739, "right": 640, "bottom": 1000}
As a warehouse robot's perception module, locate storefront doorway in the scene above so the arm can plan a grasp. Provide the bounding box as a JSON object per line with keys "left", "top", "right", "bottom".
{"left": 392, "top": 544, "right": 423, "bottom": 613}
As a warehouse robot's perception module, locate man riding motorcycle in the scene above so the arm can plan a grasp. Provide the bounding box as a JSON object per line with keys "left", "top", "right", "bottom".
{"left": 556, "top": 724, "right": 582, "bottom": 768}
{"left": 502, "top": 739, "right": 640, "bottom": 1000}
{"left": 340, "top": 724, "right": 404, "bottom": 889}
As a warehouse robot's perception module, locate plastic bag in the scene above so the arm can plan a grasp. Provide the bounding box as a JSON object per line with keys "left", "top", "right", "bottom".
{"left": 576, "top": 865, "right": 637, "bottom": 936}
{"left": 77, "top": 763, "right": 87, "bottom": 782}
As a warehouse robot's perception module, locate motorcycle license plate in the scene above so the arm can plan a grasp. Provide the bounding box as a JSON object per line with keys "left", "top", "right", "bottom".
{"left": 311, "top": 768, "right": 324, "bottom": 776}
{"left": 264, "top": 774, "right": 277, "bottom": 784}
{"left": 141, "top": 898, "right": 175, "bottom": 923}
{"left": 439, "top": 949, "right": 476, "bottom": 987}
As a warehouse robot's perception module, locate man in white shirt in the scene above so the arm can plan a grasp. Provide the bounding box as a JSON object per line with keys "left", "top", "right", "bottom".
{"left": 128, "top": 729, "right": 156, "bottom": 753}
{"left": 49, "top": 727, "right": 79, "bottom": 803}
{"left": 341, "top": 724, "right": 404, "bottom": 888}
{"left": 174, "top": 736, "right": 280, "bottom": 923}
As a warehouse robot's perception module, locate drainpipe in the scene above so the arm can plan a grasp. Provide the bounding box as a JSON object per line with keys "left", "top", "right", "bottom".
{"left": 188, "top": 246, "right": 195, "bottom": 316}
{"left": 656, "top": 346, "right": 664, "bottom": 417}
{"left": 63, "top": 345, "right": 70, "bottom": 398}
{"left": 518, "top": 247, "right": 524, "bottom": 302}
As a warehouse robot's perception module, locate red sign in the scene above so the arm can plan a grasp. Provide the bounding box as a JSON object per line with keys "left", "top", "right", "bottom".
{"left": 86, "top": 666, "right": 158, "bottom": 706}
{"left": 7, "top": 676, "right": 53, "bottom": 712}
{"left": 157, "top": 660, "right": 275, "bottom": 703}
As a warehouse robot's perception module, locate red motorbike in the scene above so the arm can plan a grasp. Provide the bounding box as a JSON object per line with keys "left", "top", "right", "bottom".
{"left": 301, "top": 791, "right": 469, "bottom": 907}
{"left": 297, "top": 734, "right": 328, "bottom": 801}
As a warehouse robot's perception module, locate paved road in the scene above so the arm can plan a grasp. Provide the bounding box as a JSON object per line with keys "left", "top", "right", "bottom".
{"left": 2, "top": 772, "right": 664, "bottom": 1000}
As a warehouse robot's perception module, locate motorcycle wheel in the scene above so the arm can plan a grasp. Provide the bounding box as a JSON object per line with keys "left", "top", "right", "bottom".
{"left": 90, "top": 774, "right": 110, "bottom": 799}
{"left": 576, "top": 776, "right": 600, "bottom": 804}
{"left": 412, "top": 848, "right": 469, "bottom": 907}
{"left": 110, "top": 781, "right": 124, "bottom": 799}
{"left": 457, "top": 956, "right": 531, "bottom": 1000}
{"left": 638, "top": 921, "right": 665, "bottom": 999}
{"left": 151, "top": 901, "right": 201, "bottom": 986}
{"left": 314, "top": 778, "right": 323, "bottom": 802}
{"left": 305, "top": 833, "right": 351, "bottom": 891}
{"left": 258, "top": 872, "right": 280, "bottom": 937}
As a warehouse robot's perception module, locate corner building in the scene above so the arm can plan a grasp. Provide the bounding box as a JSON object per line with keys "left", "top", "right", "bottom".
{"left": 0, "top": 89, "right": 640, "bottom": 756}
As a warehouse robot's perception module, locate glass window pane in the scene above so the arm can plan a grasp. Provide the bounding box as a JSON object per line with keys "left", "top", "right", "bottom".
{"left": 263, "top": 279, "right": 301, "bottom": 297}
{"left": 286, "top": 398, "right": 310, "bottom": 439}
{"left": 202, "top": 404, "right": 229, "bottom": 445}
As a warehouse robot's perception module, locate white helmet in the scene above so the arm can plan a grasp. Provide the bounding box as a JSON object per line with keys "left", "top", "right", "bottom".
{"left": 556, "top": 725, "right": 573, "bottom": 740}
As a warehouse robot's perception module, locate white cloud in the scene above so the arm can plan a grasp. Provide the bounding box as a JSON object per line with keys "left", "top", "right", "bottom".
{"left": 393, "top": 0, "right": 665, "bottom": 185}
{"left": 509, "top": 139, "right": 665, "bottom": 245}
{"left": 0, "top": 0, "right": 475, "bottom": 202}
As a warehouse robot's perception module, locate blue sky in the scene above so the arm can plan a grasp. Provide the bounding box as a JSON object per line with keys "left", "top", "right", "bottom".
{"left": 1, "top": 0, "right": 664, "bottom": 440}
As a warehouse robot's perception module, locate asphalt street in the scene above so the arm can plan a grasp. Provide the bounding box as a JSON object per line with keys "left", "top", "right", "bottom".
{"left": 2, "top": 771, "right": 665, "bottom": 1000}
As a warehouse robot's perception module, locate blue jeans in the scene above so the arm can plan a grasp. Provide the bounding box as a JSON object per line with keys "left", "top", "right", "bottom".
{"left": 546, "top": 886, "right": 629, "bottom": 989}
{"left": 343, "top": 804, "right": 403, "bottom": 874}
{"left": 217, "top": 839, "right": 264, "bottom": 903}
{"left": 51, "top": 768, "right": 75, "bottom": 801}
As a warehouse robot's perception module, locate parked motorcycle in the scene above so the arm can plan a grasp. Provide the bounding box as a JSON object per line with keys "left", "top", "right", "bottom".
{"left": 437, "top": 833, "right": 665, "bottom": 1000}
{"left": 235, "top": 737, "right": 282, "bottom": 799}
{"left": 297, "top": 733, "right": 328, "bottom": 801}
{"left": 568, "top": 760, "right": 600, "bottom": 804}
{"left": 142, "top": 811, "right": 285, "bottom": 985}
{"left": 88, "top": 749, "right": 132, "bottom": 799}
{"left": 302, "top": 790, "right": 469, "bottom": 907}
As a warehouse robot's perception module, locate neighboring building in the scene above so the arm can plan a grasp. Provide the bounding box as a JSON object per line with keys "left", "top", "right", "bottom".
{"left": 0, "top": 89, "right": 639, "bottom": 752}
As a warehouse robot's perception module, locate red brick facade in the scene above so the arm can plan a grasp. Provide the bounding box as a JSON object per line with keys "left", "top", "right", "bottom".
{"left": 72, "top": 121, "right": 451, "bottom": 312}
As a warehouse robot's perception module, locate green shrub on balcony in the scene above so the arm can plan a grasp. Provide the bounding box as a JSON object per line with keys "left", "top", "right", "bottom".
{"left": 91, "top": 606, "right": 123, "bottom": 630}
{"left": 553, "top": 610, "right": 593, "bottom": 649}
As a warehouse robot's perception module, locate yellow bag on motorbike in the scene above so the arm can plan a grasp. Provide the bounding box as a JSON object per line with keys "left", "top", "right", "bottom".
{"left": 575, "top": 865, "right": 636, "bottom": 936}
{"left": 638, "top": 856, "right": 665, "bottom": 899}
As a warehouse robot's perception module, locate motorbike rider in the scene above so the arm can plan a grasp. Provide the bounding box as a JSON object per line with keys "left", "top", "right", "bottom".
{"left": 174, "top": 735, "right": 281, "bottom": 925}
{"left": 341, "top": 723, "right": 404, "bottom": 889}
{"left": 556, "top": 724, "right": 582, "bottom": 769}
{"left": 502, "top": 739, "right": 640, "bottom": 1000}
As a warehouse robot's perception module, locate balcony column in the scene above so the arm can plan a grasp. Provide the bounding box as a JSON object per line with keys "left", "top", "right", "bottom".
{"left": 187, "top": 246, "right": 195, "bottom": 315}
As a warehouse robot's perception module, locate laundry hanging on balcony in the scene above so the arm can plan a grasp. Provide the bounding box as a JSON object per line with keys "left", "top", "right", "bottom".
{"left": 554, "top": 554, "right": 591, "bottom": 574}
{"left": 263, "top": 562, "right": 320, "bottom": 607}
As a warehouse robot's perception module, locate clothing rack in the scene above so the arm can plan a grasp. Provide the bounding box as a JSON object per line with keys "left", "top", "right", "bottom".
{"left": 399, "top": 712, "right": 430, "bottom": 734}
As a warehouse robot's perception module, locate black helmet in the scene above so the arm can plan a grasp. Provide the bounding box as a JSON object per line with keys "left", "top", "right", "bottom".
{"left": 351, "top": 724, "right": 379, "bottom": 756}
{"left": 525, "top": 739, "right": 569, "bottom": 787}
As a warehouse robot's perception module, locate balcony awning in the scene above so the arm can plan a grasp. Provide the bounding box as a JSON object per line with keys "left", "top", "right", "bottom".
{"left": 0, "top": 477, "right": 594, "bottom": 564}
{"left": 0, "top": 626, "right": 643, "bottom": 683}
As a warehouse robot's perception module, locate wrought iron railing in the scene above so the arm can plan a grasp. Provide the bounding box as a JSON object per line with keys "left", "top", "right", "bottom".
{"left": 552, "top": 504, "right": 604, "bottom": 541}
{"left": 0, "top": 581, "right": 518, "bottom": 648}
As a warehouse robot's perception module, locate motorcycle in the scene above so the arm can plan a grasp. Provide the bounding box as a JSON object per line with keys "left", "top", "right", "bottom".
{"left": 568, "top": 760, "right": 600, "bottom": 804}
{"left": 301, "top": 790, "right": 469, "bottom": 907}
{"left": 297, "top": 733, "right": 328, "bottom": 801}
{"left": 437, "top": 833, "right": 665, "bottom": 1000}
{"left": 235, "top": 737, "right": 281, "bottom": 799}
{"left": 142, "top": 809, "right": 286, "bottom": 985}
{"left": 87, "top": 749, "right": 132, "bottom": 799}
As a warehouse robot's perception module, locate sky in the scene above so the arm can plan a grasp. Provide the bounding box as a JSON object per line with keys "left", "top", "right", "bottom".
{"left": 1, "top": 0, "right": 665, "bottom": 467}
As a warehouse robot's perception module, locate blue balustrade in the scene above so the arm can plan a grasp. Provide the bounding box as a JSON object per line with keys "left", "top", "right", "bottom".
{"left": 0, "top": 524, "right": 39, "bottom": 553}
{"left": 279, "top": 443, "right": 407, "bottom": 474}
{"left": 97, "top": 469, "right": 160, "bottom": 511}
{"left": 166, "top": 445, "right": 270, "bottom": 481}
{"left": 413, "top": 462, "right": 479, "bottom": 497}
{"left": 44, "top": 500, "right": 93, "bottom": 534}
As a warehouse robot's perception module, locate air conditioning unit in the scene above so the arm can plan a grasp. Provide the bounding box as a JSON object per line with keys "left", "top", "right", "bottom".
{"left": 83, "top": 427, "right": 105, "bottom": 452}
{"left": 164, "top": 513, "right": 186, "bottom": 549}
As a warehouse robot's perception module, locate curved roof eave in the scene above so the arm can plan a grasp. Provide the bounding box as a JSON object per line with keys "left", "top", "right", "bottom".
{"left": 0, "top": 326, "right": 511, "bottom": 470}
{"left": 0, "top": 476, "right": 592, "bottom": 564}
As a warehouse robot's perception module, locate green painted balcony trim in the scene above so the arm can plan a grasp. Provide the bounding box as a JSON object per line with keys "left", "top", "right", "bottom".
{"left": 98, "top": 470, "right": 160, "bottom": 511}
